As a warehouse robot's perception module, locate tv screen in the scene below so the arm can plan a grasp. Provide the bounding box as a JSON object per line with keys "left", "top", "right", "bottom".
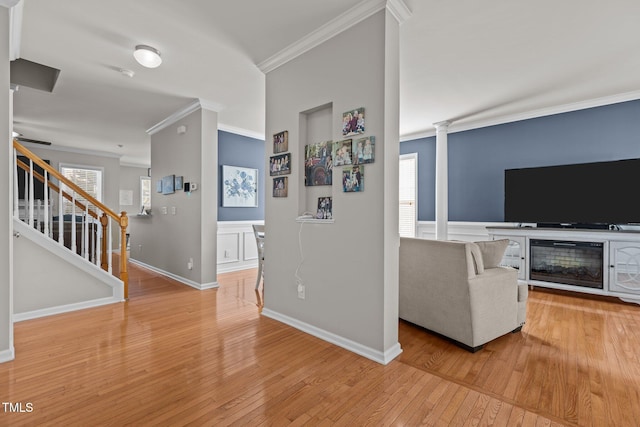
{"left": 504, "top": 158, "right": 640, "bottom": 225}
{"left": 16, "top": 156, "right": 50, "bottom": 201}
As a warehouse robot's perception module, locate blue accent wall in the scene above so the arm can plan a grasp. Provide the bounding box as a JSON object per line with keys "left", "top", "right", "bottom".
{"left": 401, "top": 99, "right": 640, "bottom": 222}
{"left": 400, "top": 137, "right": 435, "bottom": 221}
{"left": 218, "top": 130, "right": 265, "bottom": 221}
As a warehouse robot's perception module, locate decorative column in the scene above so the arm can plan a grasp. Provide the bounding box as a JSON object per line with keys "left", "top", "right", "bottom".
{"left": 434, "top": 121, "right": 450, "bottom": 241}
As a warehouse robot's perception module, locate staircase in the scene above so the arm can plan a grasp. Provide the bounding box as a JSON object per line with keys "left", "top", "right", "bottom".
{"left": 12, "top": 140, "right": 129, "bottom": 319}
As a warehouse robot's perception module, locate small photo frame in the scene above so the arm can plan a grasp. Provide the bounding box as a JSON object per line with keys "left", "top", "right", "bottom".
{"left": 162, "top": 175, "right": 175, "bottom": 195}
{"left": 270, "top": 153, "right": 291, "bottom": 176}
{"left": 332, "top": 139, "right": 353, "bottom": 166}
{"left": 342, "top": 165, "right": 364, "bottom": 192}
{"left": 304, "top": 141, "right": 333, "bottom": 186}
{"left": 273, "top": 130, "right": 289, "bottom": 154}
{"left": 273, "top": 176, "right": 288, "bottom": 197}
{"left": 353, "top": 136, "right": 375, "bottom": 164}
{"left": 175, "top": 175, "right": 184, "bottom": 190}
{"left": 342, "top": 107, "right": 365, "bottom": 137}
{"left": 317, "top": 197, "right": 332, "bottom": 219}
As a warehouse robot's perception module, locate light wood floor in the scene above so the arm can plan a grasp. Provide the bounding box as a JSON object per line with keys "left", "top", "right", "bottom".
{"left": 1, "top": 265, "right": 639, "bottom": 426}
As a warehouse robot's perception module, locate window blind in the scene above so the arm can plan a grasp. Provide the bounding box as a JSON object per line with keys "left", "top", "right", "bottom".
{"left": 399, "top": 154, "right": 417, "bottom": 238}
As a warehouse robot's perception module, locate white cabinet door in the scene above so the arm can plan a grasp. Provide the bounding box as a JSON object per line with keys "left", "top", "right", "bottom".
{"left": 609, "top": 241, "right": 640, "bottom": 295}
{"left": 494, "top": 235, "right": 526, "bottom": 280}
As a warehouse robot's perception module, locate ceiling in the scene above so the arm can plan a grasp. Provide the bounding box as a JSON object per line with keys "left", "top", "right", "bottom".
{"left": 9, "top": 0, "right": 640, "bottom": 166}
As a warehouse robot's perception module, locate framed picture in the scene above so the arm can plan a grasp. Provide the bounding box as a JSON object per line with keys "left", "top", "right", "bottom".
{"left": 305, "top": 141, "right": 333, "bottom": 186}
{"left": 175, "top": 175, "right": 184, "bottom": 190}
{"left": 332, "top": 139, "right": 353, "bottom": 166}
{"left": 162, "top": 175, "right": 175, "bottom": 195}
{"left": 156, "top": 180, "right": 163, "bottom": 193}
{"left": 342, "top": 107, "right": 365, "bottom": 137}
{"left": 317, "top": 197, "right": 332, "bottom": 219}
{"left": 353, "top": 136, "right": 375, "bottom": 164}
{"left": 273, "top": 130, "right": 289, "bottom": 154}
{"left": 222, "top": 165, "right": 258, "bottom": 207}
{"left": 273, "top": 176, "right": 288, "bottom": 198}
{"left": 342, "top": 165, "right": 364, "bottom": 192}
{"left": 269, "top": 153, "right": 291, "bottom": 176}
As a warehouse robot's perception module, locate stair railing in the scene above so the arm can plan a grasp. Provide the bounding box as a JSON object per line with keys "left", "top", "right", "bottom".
{"left": 12, "top": 140, "right": 129, "bottom": 299}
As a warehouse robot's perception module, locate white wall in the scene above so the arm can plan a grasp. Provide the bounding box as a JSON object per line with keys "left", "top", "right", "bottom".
{"left": 13, "top": 220, "right": 121, "bottom": 319}
{"left": 132, "top": 107, "right": 218, "bottom": 289}
{"left": 263, "top": 10, "right": 401, "bottom": 364}
{"left": 1, "top": 6, "right": 13, "bottom": 362}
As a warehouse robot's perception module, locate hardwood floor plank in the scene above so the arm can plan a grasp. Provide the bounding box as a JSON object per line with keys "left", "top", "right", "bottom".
{"left": 1, "top": 266, "right": 638, "bottom": 426}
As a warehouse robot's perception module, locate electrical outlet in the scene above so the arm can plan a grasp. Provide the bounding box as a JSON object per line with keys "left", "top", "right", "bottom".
{"left": 188, "top": 258, "right": 193, "bottom": 270}
{"left": 297, "top": 284, "right": 305, "bottom": 300}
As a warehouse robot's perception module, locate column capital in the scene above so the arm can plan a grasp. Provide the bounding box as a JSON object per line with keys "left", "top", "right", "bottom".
{"left": 433, "top": 120, "right": 451, "bottom": 131}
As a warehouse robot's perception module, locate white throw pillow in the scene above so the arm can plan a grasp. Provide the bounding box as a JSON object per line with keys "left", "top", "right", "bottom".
{"left": 475, "top": 239, "right": 509, "bottom": 268}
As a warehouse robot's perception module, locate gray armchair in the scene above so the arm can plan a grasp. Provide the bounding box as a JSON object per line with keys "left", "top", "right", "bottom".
{"left": 399, "top": 237, "right": 527, "bottom": 352}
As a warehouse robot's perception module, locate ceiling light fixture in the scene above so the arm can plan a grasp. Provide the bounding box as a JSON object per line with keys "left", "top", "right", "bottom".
{"left": 12, "top": 131, "right": 21, "bottom": 138}
{"left": 133, "top": 45, "right": 162, "bottom": 68}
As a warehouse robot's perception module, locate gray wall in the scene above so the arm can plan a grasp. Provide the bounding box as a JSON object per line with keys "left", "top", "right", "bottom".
{"left": 1, "top": 6, "right": 12, "bottom": 361}
{"left": 132, "top": 107, "right": 218, "bottom": 287}
{"left": 218, "top": 130, "right": 265, "bottom": 221}
{"left": 119, "top": 165, "right": 148, "bottom": 216}
{"left": 264, "top": 10, "right": 400, "bottom": 359}
{"left": 400, "top": 100, "right": 640, "bottom": 221}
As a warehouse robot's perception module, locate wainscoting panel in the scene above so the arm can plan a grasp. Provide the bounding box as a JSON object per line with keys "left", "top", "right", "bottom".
{"left": 416, "top": 221, "right": 517, "bottom": 242}
{"left": 217, "top": 221, "right": 263, "bottom": 273}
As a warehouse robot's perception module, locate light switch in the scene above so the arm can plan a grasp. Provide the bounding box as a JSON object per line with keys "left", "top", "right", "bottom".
{"left": 171, "top": 206, "right": 177, "bottom": 215}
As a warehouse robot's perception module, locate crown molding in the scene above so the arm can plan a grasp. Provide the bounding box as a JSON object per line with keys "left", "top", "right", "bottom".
{"left": 387, "top": 0, "right": 411, "bottom": 24}
{"left": 399, "top": 90, "right": 640, "bottom": 142}
{"left": 146, "top": 99, "right": 224, "bottom": 135}
{"left": 258, "top": 0, "right": 411, "bottom": 74}
{"left": 218, "top": 124, "right": 265, "bottom": 141}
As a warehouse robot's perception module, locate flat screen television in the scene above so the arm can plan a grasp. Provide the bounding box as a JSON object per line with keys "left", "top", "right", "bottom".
{"left": 504, "top": 158, "right": 640, "bottom": 226}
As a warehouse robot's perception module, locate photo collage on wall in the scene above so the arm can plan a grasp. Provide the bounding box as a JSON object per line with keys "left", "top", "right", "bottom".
{"left": 340, "top": 107, "right": 374, "bottom": 193}
{"left": 271, "top": 131, "right": 291, "bottom": 197}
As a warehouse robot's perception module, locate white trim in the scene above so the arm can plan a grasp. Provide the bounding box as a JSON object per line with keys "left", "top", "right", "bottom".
{"left": 8, "top": 0, "right": 23, "bottom": 60}
{"left": 258, "top": 0, "right": 411, "bottom": 73}
{"left": 218, "top": 123, "right": 265, "bottom": 141}
{"left": 146, "top": 99, "right": 225, "bottom": 136}
{"left": 14, "top": 296, "right": 122, "bottom": 322}
{"left": 400, "top": 90, "right": 640, "bottom": 142}
{"left": 0, "top": 348, "right": 15, "bottom": 364}
{"left": 129, "top": 258, "right": 219, "bottom": 290}
{"left": 120, "top": 161, "right": 150, "bottom": 169}
{"left": 262, "top": 308, "right": 403, "bottom": 365}
{"left": 19, "top": 140, "right": 122, "bottom": 159}
{"left": 386, "top": 0, "right": 411, "bottom": 24}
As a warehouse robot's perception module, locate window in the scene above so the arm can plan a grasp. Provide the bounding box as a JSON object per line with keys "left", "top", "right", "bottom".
{"left": 399, "top": 153, "right": 417, "bottom": 238}
{"left": 60, "top": 164, "right": 103, "bottom": 214}
{"left": 140, "top": 176, "right": 151, "bottom": 211}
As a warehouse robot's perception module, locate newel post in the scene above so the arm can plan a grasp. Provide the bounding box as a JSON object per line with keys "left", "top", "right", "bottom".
{"left": 120, "top": 212, "right": 129, "bottom": 300}
{"left": 100, "top": 213, "right": 109, "bottom": 271}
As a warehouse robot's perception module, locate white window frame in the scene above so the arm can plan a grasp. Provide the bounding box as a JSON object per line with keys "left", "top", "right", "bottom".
{"left": 399, "top": 153, "right": 418, "bottom": 238}
{"left": 140, "top": 176, "right": 151, "bottom": 212}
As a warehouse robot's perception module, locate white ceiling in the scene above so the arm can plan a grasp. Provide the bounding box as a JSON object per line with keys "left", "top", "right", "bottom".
{"left": 10, "top": 0, "right": 640, "bottom": 166}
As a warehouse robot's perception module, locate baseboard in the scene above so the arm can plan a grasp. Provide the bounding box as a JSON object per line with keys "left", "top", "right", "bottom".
{"left": 0, "top": 347, "right": 15, "bottom": 364}
{"left": 129, "top": 259, "right": 219, "bottom": 290}
{"left": 14, "top": 296, "right": 122, "bottom": 322}
{"left": 261, "top": 308, "right": 402, "bottom": 365}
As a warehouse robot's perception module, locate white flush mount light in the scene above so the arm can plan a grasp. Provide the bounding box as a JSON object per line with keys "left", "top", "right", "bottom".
{"left": 134, "top": 45, "right": 162, "bottom": 68}
{"left": 12, "top": 131, "right": 21, "bottom": 138}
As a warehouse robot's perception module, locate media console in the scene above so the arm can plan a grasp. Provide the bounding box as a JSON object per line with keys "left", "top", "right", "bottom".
{"left": 487, "top": 226, "right": 640, "bottom": 304}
